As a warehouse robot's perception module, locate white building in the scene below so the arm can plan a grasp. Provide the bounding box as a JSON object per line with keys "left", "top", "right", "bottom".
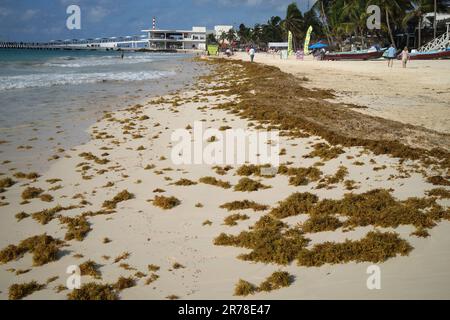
{"left": 214, "top": 25, "right": 234, "bottom": 42}
{"left": 268, "top": 42, "right": 289, "bottom": 50}
{"left": 423, "top": 12, "right": 450, "bottom": 28}
{"left": 142, "top": 26, "right": 207, "bottom": 50}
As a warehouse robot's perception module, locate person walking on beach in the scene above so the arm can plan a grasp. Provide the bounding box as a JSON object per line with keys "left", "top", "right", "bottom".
{"left": 401, "top": 47, "right": 410, "bottom": 68}
{"left": 249, "top": 47, "right": 256, "bottom": 63}
{"left": 386, "top": 44, "right": 396, "bottom": 68}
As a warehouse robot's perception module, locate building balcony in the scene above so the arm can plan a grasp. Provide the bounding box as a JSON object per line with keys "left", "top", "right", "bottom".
{"left": 148, "top": 37, "right": 205, "bottom": 42}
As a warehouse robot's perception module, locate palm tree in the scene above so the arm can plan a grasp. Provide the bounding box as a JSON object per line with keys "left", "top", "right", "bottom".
{"left": 251, "top": 24, "right": 263, "bottom": 47}
{"left": 233, "top": 0, "right": 450, "bottom": 51}
{"left": 226, "top": 29, "right": 237, "bottom": 46}
{"left": 219, "top": 32, "right": 227, "bottom": 48}
{"left": 312, "top": 0, "right": 334, "bottom": 45}
{"left": 434, "top": 0, "right": 437, "bottom": 38}
{"left": 206, "top": 33, "right": 217, "bottom": 45}
{"left": 340, "top": 0, "right": 371, "bottom": 48}
{"left": 368, "top": 0, "right": 409, "bottom": 47}
{"left": 303, "top": 7, "right": 323, "bottom": 39}
{"left": 282, "top": 2, "right": 304, "bottom": 50}
{"left": 265, "top": 16, "right": 284, "bottom": 43}
{"left": 326, "top": 0, "right": 351, "bottom": 49}
{"left": 237, "top": 23, "right": 251, "bottom": 46}
{"left": 403, "top": 0, "right": 447, "bottom": 48}
{"left": 403, "top": 0, "right": 434, "bottom": 48}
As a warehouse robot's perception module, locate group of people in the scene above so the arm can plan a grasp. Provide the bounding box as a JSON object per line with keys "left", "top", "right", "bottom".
{"left": 386, "top": 44, "right": 411, "bottom": 68}
{"left": 243, "top": 44, "right": 411, "bottom": 67}
{"left": 311, "top": 48, "right": 327, "bottom": 60}
{"left": 221, "top": 46, "right": 256, "bottom": 62}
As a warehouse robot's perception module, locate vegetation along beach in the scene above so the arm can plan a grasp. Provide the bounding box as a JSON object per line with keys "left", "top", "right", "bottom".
{"left": 0, "top": 0, "right": 449, "bottom": 301}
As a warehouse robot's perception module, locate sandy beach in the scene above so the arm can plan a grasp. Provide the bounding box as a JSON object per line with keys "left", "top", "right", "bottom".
{"left": 0, "top": 55, "right": 449, "bottom": 300}
{"left": 232, "top": 52, "right": 450, "bottom": 134}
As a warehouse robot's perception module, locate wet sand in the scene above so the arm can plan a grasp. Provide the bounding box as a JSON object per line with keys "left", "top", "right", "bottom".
{"left": 0, "top": 59, "right": 200, "bottom": 175}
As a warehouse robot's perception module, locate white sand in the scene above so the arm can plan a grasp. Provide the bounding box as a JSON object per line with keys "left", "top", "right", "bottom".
{"left": 0, "top": 58, "right": 449, "bottom": 300}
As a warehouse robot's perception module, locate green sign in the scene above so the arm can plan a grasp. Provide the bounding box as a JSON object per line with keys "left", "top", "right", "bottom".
{"left": 288, "top": 31, "right": 293, "bottom": 56}
{"left": 304, "top": 26, "right": 313, "bottom": 55}
{"left": 207, "top": 45, "right": 219, "bottom": 56}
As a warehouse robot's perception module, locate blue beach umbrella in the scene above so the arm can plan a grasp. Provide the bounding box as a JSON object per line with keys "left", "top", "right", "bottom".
{"left": 309, "top": 42, "right": 328, "bottom": 50}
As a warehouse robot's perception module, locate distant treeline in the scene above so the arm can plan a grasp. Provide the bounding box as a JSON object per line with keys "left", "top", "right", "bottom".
{"left": 210, "top": 1, "right": 450, "bottom": 50}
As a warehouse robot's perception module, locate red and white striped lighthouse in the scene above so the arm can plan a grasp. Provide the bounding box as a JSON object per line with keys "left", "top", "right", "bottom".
{"left": 152, "top": 17, "right": 156, "bottom": 30}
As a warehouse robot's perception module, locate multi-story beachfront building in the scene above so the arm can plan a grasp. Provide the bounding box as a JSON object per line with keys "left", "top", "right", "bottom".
{"left": 4, "top": 25, "right": 229, "bottom": 51}
{"left": 142, "top": 27, "right": 207, "bottom": 50}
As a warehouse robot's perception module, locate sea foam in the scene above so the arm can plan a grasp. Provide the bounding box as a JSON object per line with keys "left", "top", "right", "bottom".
{"left": 0, "top": 70, "right": 176, "bottom": 90}
{"left": 43, "top": 55, "right": 155, "bottom": 68}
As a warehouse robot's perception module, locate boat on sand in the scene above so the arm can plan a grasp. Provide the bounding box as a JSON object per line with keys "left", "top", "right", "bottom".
{"left": 397, "top": 49, "right": 450, "bottom": 60}
{"left": 323, "top": 49, "right": 385, "bottom": 61}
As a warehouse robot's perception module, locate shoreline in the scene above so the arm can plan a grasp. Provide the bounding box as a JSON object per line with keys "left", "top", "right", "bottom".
{"left": 0, "top": 55, "right": 203, "bottom": 175}
{"left": 0, "top": 57, "right": 449, "bottom": 300}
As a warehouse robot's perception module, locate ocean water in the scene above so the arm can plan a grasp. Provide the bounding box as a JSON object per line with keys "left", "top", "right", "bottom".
{"left": 0, "top": 49, "right": 201, "bottom": 172}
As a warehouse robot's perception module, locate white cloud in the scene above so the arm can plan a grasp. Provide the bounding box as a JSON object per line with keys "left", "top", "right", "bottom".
{"left": 43, "top": 26, "right": 64, "bottom": 35}
{"left": 87, "top": 6, "right": 111, "bottom": 22}
{"left": 195, "top": 0, "right": 316, "bottom": 10}
{"left": 22, "top": 9, "right": 39, "bottom": 21}
{"left": 0, "top": 7, "right": 13, "bottom": 17}
{"left": 59, "top": 0, "right": 116, "bottom": 22}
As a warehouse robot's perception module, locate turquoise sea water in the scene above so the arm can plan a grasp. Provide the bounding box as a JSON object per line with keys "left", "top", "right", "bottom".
{"left": 0, "top": 49, "right": 182, "bottom": 90}
{"left": 0, "top": 49, "right": 199, "bottom": 172}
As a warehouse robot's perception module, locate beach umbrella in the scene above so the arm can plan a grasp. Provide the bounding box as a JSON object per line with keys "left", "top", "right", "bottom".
{"left": 309, "top": 42, "right": 328, "bottom": 50}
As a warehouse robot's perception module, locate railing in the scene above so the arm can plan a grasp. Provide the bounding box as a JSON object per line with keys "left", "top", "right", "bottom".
{"left": 1, "top": 36, "right": 149, "bottom": 48}
{"left": 0, "top": 40, "right": 148, "bottom": 50}
{"left": 419, "top": 23, "right": 450, "bottom": 52}
{"left": 148, "top": 37, "right": 205, "bottom": 41}
{"left": 419, "top": 32, "right": 450, "bottom": 52}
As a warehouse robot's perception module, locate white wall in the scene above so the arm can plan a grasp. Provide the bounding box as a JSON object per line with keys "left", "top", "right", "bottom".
{"left": 192, "top": 26, "right": 207, "bottom": 33}
{"left": 183, "top": 41, "right": 206, "bottom": 50}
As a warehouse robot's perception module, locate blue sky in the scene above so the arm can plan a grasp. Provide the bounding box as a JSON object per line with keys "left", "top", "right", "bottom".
{"left": 0, "top": 0, "right": 315, "bottom": 41}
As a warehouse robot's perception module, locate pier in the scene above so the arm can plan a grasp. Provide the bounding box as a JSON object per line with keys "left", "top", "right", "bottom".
{"left": 0, "top": 36, "right": 150, "bottom": 51}
{"left": 1, "top": 26, "right": 209, "bottom": 52}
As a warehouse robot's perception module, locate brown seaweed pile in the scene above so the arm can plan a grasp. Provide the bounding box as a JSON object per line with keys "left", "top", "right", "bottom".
{"left": 234, "top": 178, "right": 270, "bottom": 192}
{"left": 223, "top": 214, "right": 250, "bottom": 226}
{"left": 0, "top": 234, "right": 63, "bottom": 266}
{"left": 234, "top": 271, "right": 293, "bottom": 296}
{"left": 270, "top": 189, "right": 448, "bottom": 234}
{"left": 152, "top": 195, "right": 181, "bottom": 210}
{"left": 9, "top": 281, "right": 45, "bottom": 300}
{"left": 102, "top": 190, "right": 134, "bottom": 209}
{"left": 220, "top": 200, "right": 269, "bottom": 212}
{"left": 67, "top": 283, "right": 118, "bottom": 300}
{"left": 30, "top": 205, "right": 78, "bottom": 225}
{"left": 199, "top": 176, "right": 231, "bottom": 189}
{"left": 297, "top": 231, "right": 412, "bottom": 266}
{"left": 201, "top": 58, "right": 450, "bottom": 181}
{"left": 214, "top": 216, "right": 309, "bottom": 265}
{"left": 277, "top": 165, "right": 322, "bottom": 186}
